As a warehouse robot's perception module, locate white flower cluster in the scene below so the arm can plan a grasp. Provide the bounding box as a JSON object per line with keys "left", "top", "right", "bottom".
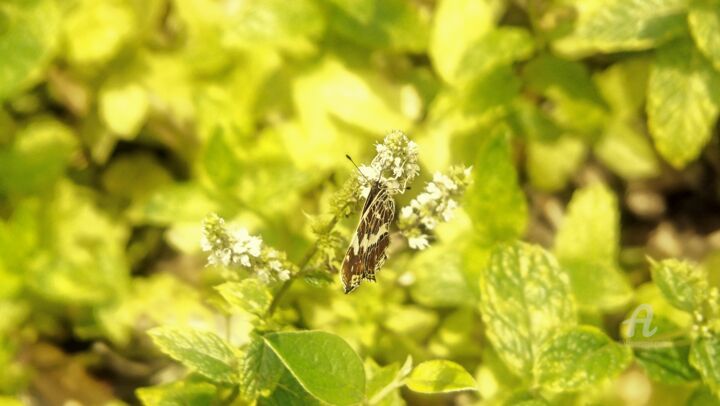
{"left": 358, "top": 130, "right": 420, "bottom": 197}
{"left": 398, "top": 166, "right": 473, "bottom": 250}
{"left": 201, "top": 213, "right": 292, "bottom": 283}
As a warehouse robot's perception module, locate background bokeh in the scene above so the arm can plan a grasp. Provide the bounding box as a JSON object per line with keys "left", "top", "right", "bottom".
{"left": 2, "top": 0, "right": 720, "bottom": 404}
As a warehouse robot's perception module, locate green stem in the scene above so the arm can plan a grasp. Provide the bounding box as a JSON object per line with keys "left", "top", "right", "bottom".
{"left": 266, "top": 215, "right": 340, "bottom": 315}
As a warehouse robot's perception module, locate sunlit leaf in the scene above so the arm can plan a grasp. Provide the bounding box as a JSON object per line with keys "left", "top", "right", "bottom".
{"left": 0, "top": 0, "right": 60, "bottom": 101}
{"left": 554, "top": 183, "right": 633, "bottom": 310}
{"left": 479, "top": 242, "right": 576, "bottom": 378}
{"left": 553, "top": 0, "right": 688, "bottom": 57}
{"left": 149, "top": 326, "right": 238, "bottom": 383}
{"left": 689, "top": 0, "right": 720, "bottom": 70}
{"left": 216, "top": 279, "right": 273, "bottom": 317}
{"left": 136, "top": 379, "right": 217, "bottom": 406}
{"left": 263, "top": 331, "right": 365, "bottom": 405}
{"left": 430, "top": 0, "right": 503, "bottom": 83}
{"left": 690, "top": 334, "right": 720, "bottom": 397}
{"left": 535, "top": 326, "right": 632, "bottom": 392}
{"left": 647, "top": 38, "right": 720, "bottom": 168}
{"left": 465, "top": 125, "right": 527, "bottom": 245}
{"left": 239, "top": 336, "right": 283, "bottom": 400}
{"left": 406, "top": 360, "right": 477, "bottom": 393}
{"left": 650, "top": 258, "right": 708, "bottom": 312}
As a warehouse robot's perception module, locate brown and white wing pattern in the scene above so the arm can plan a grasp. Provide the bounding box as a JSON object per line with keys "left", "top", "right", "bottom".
{"left": 340, "top": 182, "right": 395, "bottom": 294}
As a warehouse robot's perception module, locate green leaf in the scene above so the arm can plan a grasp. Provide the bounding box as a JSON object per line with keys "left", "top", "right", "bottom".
{"left": 594, "top": 58, "right": 650, "bottom": 118}
{"left": 98, "top": 78, "right": 148, "bottom": 139}
{"left": 323, "top": 0, "right": 429, "bottom": 52}
{"left": 136, "top": 379, "right": 217, "bottom": 406}
{"left": 553, "top": 0, "right": 688, "bottom": 57}
{"left": 629, "top": 315, "right": 699, "bottom": 384}
{"left": 217, "top": 279, "right": 273, "bottom": 317}
{"left": 688, "top": 385, "right": 720, "bottom": 406}
{"left": 260, "top": 370, "right": 322, "bottom": 406}
{"left": 263, "top": 331, "right": 365, "bottom": 405}
{"left": 201, "top": 129, "right": 242, "bottom": 190}
{"left": 650, "top": 258, "right": 708, "bottom": 312}
{"left": 0, "top": 0, "right": 60, "bottom": 101}
{"left": 689, "top": 0, "right": 720, "bottom": 70}
{"left": 0, "top": 118, "right": 78, "bottom": 195}
{"left": 647, "top": 38, "right": 720, "bottom": 168}
{"left": 465, "top": 126, "right": 527, "bottom": 245}
{"left": 690, "top": 334, "right": 720, "bottom": 396}
{"left": 526, "top": 136, "right": 586, "bottom": 192}
{"left": 594, "top": 119, "right": 660, "bottom": 180}
{"left": 224, "top": 0, "right": 324, "bottom": 51}
{"left": 406, "top": 360, "right": 477, "bottom": 393}
{"left": 535, "top": 326, "right": 633, "bottom": 392}
{"left": 554, "top": 183, "right": 633, "bottom": 310}
{"left": 239, "top": 336, "right": 283, "bottom": 400}
{"left": 430, "top": 0, "right": 504, "bottom": 83}
{"left": 478, "top": 242, "right": 576, "bottom": 378}
{"left": 63, "top": 0, "right": 135, "bottom": 66}
{"left": 148, "top": 327, "right": 238, "bottom": 383}
{"left": 455, "top": 27, "right": 535, "bottom": 83}
{"left": 366, "top": 357, "right": 412, "bottom": 405}
{"left": 409, "top": 245, "right": 475, "bottom": 308}
{"left": 523, "top": 55, "right": 607, "bottom": 135}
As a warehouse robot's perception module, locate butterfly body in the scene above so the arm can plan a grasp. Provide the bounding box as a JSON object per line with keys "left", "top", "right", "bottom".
{"left": 341, "top": 179, "right": 395, "bottom": 294}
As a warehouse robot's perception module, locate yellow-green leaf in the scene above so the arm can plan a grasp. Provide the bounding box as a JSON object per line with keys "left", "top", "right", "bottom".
{"left": 406, "top": 360, "right": 477, "bottom": 393}
{"left": 647, "top": 38, "right": 720, "bottom": 168}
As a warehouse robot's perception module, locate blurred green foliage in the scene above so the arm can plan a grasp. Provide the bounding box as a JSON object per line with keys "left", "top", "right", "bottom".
{"left": 2, "top": 0, "right": 720, "bottom": 404}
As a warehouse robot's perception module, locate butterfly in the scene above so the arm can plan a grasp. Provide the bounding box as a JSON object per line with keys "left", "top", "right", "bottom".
{"left": 340, "top": 156, "right": 395, "bottom": 294}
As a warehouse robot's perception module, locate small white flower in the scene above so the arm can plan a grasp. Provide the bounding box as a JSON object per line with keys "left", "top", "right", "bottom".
{"left": 277, "top": 269, "right": 291, "bottom": 281}
{"left": 442, "top": 199, "right": 458, "bottom": 221}
{"left": 426, "top": 183, "right": 442, "bottom": 199}
{"left": 239, "top": 254, "right": 251, "bottom": 267}
{"left": 421, "top": 216, "right": 437, "bottom": 230}
{"left": 433, "top": 172, "right": 457, "bottom": 190}
{"left": 400, "top": 206, "right": 414, "bottom": 219}
{"left": 408, "top": 234, "right": 430, "bottom": 250}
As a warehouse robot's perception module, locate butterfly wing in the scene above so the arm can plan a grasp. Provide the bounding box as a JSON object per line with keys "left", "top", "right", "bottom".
{"left": 341, "top": 182, "right": 395, "bottom": 294}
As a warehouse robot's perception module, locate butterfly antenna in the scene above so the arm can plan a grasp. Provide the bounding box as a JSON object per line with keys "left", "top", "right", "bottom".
{"left": 345, "top": 154, "right": 369, "bottom": 182}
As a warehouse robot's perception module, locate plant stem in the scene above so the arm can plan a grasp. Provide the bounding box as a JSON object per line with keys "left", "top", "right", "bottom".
{"left": 266, "top": 215, "right": 340, "bottom": 315}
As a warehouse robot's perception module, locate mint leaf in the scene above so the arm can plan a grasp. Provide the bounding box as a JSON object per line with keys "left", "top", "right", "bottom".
{"left": 136, "top": 379, "right": 217, "bottom": 406}
{"left": 260, "top": 370, "right": 321, "bottom": 406}
{"left": 554, "top": 183, "right": 633, "bottom": 310}
{"left": 629, "top": 315, "right": 698, "bottom": 384}
{"left": 239, "top": 336, "right": 283, "bottom": 400}
{"left": 647, "top": 38, "right": 720, "bottom": 168}
{"left": 553, "top": 0, "right": 687, "bottom": 56}
{"left": 523, "top": 55, "right": 607, "bottom": 135}
{"left": 455, "top": 27, "right": 535, "bottom": 83}
{"left": 366, "top": 357, "right": 412, "bottom": 404}
{"left": 688, "top": 385, "right": 720, "bottom": 405}
{"left": 535, "top": 326, "right": 633, "bottom": 392}
{"left": 148, "top": 327, "right": 238, "bottom": 383}
{"left": 479, "top": 242, "right": 576, "bottom": 378}
{"left": 690, "top": 334, "right": 720, "bottom": 396}
{"left": 689, "top": 0, "right": 720, "bottom": 70}
{"left": 0, "top": 0, "right": 60, "bottom": 101}
{"left": 263, "top": 331, "right": 365, "bottom": 405}
{"left": 324, "top": 0, "right": 428, "bottom": 52}
{"left": 216, "top": 279, "right": 273, "bottom": 317}
{"left": 406, "top": 360, "right": 476, "bottom": 393}
{"left": 465, "top": 126, "right": 527, "bottom": 245}
{"left": 650, "top": 258, "right": 708, "bottom": 312}
{"left": 526, "top": 136, "right": 586, "bottom": 192}
{"left": 430, "top": 0, "right": 503, "bottom": 83}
